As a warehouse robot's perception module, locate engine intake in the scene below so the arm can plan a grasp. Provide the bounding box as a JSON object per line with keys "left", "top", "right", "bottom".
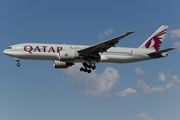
{"left": 54, "top": 61, "right": 74, "bottom": 69}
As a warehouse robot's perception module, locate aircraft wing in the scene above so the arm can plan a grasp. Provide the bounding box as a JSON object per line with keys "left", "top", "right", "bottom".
{"left": 78, "top": 31, "right": 135, "bottom": 55}
{"left": 148, "top": 48, "right": 175, "bottom": 55}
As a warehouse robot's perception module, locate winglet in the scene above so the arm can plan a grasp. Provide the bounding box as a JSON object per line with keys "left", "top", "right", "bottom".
{"left": 127, "top": 31, "right": 136, "bottom": 34}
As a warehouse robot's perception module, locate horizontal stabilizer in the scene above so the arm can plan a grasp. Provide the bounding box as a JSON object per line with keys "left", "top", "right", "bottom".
{"left": 148, "top": 48, "right": 175, "bottom": 55}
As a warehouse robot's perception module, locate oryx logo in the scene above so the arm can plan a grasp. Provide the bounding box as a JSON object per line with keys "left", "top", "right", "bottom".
{"left": 145, "top": 29, "right": 167, "bottom": 51}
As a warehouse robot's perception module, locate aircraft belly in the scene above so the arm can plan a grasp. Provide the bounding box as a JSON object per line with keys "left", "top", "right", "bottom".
{"left": 100, "top": 55, "right": 150, "bottom": 63}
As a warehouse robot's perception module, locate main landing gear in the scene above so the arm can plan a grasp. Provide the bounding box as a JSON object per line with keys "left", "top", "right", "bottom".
{"left": 14, "top": 58, "right": 20, "bottom": 67}
{"left": 80, "top": 62, "right": 96, "bottom": 73}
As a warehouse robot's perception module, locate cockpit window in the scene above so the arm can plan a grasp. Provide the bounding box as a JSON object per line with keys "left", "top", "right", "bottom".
{"left": 7, "top": 47, "right": 12, "bottom": 49}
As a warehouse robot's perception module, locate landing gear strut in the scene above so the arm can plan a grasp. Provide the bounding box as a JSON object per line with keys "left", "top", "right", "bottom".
{"left": 80, "top": 62, "right": 96, "bottom": 73}
{"left": 14, "top": 58, "right": 20, "bottom": 67}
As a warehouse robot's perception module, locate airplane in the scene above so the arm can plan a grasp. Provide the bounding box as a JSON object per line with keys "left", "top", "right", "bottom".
{"left": 3, "top": 25, "right": 175, "bottom": 73}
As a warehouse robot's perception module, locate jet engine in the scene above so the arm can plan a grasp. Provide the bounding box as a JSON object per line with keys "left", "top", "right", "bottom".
{"left": 53, "top": 60, "right": 74, "bottom": 69}
{"left": 59, "top": 50, "right": 78, "bottom": 62}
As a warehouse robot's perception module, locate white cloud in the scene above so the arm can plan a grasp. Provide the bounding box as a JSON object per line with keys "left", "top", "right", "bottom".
{"left": 63, "top": 65, "right": 180, "bottom": 99}
{"left": 170, "top": 29, "right": 180, "bottom": 38}
{"left": 137, "top": 77, "right": 176, "bottom": 93}
{"left": 135, "top": 67, "right": 145, "bottom": 76}
{"left": 137, "top": 113, "right": 155, "bottom": 120}
{"left": 158, "top": 72, "right": 166, "bottom": 82}
{"left": 138, "top": 75, "right": 180, "bottom": 94}
{"left": 99, "top": 27, "right": 114, "bottom": 39}
{"left": 64, "top": 64, "right": 120, "bottom": 100}
{"left": 173, "top": 75, "right": 180, "bottom": 83}
{"left": 134, "top": 67, "right": 180, "bottom": 94}
{"left": 135, "top": 67, "right": 146, "bottom": 79}
{"left": 173, "top": 41, "right": 180, "bottom": 50}
{"left": 116, "top": 88, "right": 137, "bottom": 97}
{"left": 137, "top": 79, "right": 173, "bottom": 93}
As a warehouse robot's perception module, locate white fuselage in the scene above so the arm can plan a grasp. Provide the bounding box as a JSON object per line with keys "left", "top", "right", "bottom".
{"left": 3, "top": 43, "right": 163, "bottom": 64}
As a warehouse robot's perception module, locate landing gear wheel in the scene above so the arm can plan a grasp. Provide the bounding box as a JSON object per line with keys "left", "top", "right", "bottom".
{"left": 84, "top": 69, "right": 87, "bottom": 72}
{"left": 88, "top": 65, "right": 92, "bottom": 68}
{"left": 92, "top": 66, "right": 96, "bottom": 70}
{"left": 80, "top": 67, "right": 84, "bottom": 71}
{"left": 17, "top": 63, "right": 20, "bottom": 67}
{"left": 80, "top": 63, "right": 96, "bottom": 73}
{"left": 87, "top": 69, "right": 91, "bottom": 73}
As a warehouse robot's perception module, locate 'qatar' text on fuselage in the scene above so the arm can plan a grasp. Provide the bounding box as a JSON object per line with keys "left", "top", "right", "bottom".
{"left": 24, "top": 45, "right": 63, "bottom": 53}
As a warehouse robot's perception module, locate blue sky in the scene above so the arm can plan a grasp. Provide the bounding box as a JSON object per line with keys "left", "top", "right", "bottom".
{"left": 1, "top": 0, "right": 180, "bottom": 120}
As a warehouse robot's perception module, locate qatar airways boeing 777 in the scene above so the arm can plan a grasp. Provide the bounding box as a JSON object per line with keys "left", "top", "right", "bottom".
{"left": 3, "top": 25, "right": 175, "bottom": 73}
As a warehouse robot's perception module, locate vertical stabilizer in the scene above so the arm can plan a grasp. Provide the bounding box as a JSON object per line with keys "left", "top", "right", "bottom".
{"left": 139, "top": 25, "right": 168, "bottom": 51}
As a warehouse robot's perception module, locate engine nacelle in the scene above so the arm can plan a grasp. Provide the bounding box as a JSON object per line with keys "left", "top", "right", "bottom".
{"left": 53, "top": 60, "right": 74, "bottom": 69}
{"left": 59, "top": 50, "right": 77, "bottom": 62}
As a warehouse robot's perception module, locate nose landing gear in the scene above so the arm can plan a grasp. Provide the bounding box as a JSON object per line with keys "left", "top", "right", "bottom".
{"left": 80, "top": 62, "right": 96, "bottom": 73}
{"left": 17, "top": 63, "right": 20, "bottom": 67}
{"left": 14, "top": 58, "right": 20, "bottom": 67}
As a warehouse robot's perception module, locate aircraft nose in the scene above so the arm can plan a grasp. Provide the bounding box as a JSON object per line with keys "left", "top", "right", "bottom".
{"left": 3, "top": 49, "right": 10, "bottom": 55}
{"left": 3, "top": 49, "right": 7, "bottom": 54}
